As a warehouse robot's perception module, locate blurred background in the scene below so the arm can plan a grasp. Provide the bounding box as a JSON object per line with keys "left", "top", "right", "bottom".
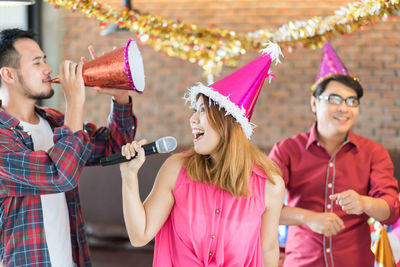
{"left": 1, "top": 0, "right": 399, "bottom": 266}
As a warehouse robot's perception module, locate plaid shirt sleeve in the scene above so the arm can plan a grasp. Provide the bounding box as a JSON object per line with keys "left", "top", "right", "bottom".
{"left": 0, "top": 124, "right": 93, "bottom": 196}
{"left": 84, "top": 98, "right": 137, "bottom": 165}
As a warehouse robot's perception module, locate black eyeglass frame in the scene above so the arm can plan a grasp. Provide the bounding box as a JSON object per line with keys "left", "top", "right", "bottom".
{"left": 317, "top": 94, "right": 360, "bottom": 107}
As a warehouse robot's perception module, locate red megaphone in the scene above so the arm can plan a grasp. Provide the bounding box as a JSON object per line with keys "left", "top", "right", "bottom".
{"left": 51, "top": 39, "right": 145, "bottom": 93}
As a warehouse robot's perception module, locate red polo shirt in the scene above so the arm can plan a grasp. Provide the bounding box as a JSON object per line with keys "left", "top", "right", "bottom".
{"left": 269, "top": 123, "right": 400, "bottom": 267}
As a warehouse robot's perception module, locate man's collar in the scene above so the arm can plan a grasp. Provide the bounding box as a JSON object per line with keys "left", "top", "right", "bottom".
{"left": 305, "top": 122, "right": 319, "bottom": 149}
{"left": 0, "top": 106, "right": 20, "bottom": 128}
{"left": 0, "top": 104, "right": 50, "bottom": 128}
{"left": 305, "top": 122, "right": 359, "bottom": 150}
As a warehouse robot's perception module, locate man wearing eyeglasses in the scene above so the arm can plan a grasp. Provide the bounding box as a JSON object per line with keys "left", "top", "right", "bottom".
{"left": 269, "top": 43, "right": 399, "bottom": 267}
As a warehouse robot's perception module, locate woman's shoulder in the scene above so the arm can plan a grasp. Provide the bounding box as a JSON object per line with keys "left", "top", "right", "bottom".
{"left": 265, "top": 174, "right": 285, "bottom": 200}
{"left": 252, "top": 165, "right": 285, "bottom": 190}
{"left": 251, "top": 164, "right": 268, "bottom": 179}
{"left": 159, "top": 153, "right": 185, "bottom": 175}
{"left": 157, "top": 153, "right": 186, "bottom": 185}
{"left": 163, "top": 153, "right": 185, "bottom": 169}
{"left": 153, "top": 153, "right": 184, "bottom": 187}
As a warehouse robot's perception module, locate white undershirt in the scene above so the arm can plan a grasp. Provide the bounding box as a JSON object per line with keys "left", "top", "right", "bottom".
{"left": 20, "top": 115, "right": 74, "bottom": 267}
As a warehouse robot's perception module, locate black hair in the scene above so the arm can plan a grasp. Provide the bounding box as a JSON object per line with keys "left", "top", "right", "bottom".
{"left": 0, "top": 28, "right": 36, "bottom": 86}
{"left": 313, "top": 75, "right": 364, "bottom": 99}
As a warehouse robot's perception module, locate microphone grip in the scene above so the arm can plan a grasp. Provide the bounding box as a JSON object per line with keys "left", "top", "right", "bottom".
{"left": 99, "top": 142, "right": 157, "bottom": 166}
{"left": 143, "top": 141, "right": 157, "bottom": 155}
{"left": 99, "top": 152, "right": 136, "bottom": 166}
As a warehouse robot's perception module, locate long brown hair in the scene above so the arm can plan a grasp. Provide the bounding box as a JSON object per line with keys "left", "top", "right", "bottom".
{"left": 184, "top": 94, "right": 281, "bottom": 197}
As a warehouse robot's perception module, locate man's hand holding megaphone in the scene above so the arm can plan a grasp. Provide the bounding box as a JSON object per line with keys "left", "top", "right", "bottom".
{"left": 58, "top": 59, "right": 86, "bottom": 132}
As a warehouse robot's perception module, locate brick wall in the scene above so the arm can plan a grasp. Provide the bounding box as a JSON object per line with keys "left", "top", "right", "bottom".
{"left": 50, "top": 0, "right": 400, "bottom": 151}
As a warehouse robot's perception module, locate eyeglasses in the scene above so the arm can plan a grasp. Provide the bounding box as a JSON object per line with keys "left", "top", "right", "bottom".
{"left": 317, "top": 94, "right": 360, "bottom": 107}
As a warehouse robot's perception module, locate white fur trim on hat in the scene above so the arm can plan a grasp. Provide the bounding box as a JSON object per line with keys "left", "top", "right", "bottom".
{"left": 183, "top": 82, "right": 256, "bottom": 139}
{"left": 259, "top": 41, "right": 284, "bottom": 65}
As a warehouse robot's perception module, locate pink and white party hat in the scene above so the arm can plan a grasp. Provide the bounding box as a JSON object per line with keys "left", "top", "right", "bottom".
{"left": 184, "top": 42, "right": 283, "bottom": 139}
{"left": 311, "top": 42, "right": 358, "bottom": 91}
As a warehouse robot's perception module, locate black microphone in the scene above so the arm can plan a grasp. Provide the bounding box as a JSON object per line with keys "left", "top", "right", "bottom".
{"left": 99, "top": 136, "right": 177, "bottom": 166}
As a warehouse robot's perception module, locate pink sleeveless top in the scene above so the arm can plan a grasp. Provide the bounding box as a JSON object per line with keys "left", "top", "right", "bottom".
{"left": 153, "top": 164, "right": 268, "bottom": 267}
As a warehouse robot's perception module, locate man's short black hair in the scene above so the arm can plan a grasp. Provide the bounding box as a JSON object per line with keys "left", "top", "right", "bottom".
{"left": 0, "top": 28, "right": 36, "bottom": 86}
{"left": 313, "top": 74, "right": 364, "bottom": 99}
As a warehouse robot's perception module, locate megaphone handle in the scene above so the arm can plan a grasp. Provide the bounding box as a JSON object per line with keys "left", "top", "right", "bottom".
{"left": 50, "top": 77, "right": 60, "bottom": 83}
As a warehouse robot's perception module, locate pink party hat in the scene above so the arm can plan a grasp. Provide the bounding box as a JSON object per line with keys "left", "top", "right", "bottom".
{"left": 184, "top": 42, "right": 283, "bottom": 139}
{"left": 311, "top": 42, "right": 358, "bottom": 91}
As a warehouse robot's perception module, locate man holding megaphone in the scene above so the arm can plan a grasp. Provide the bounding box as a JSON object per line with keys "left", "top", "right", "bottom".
{"left": 0, "top": 28, "right": 142, "bottom": 267}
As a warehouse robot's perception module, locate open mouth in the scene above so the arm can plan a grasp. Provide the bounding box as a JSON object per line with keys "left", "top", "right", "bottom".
{"left": 192, "top": 130, "right": 204, "bottom": 141}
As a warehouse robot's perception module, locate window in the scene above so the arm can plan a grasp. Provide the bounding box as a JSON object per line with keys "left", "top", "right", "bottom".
{"left": 0, "top": 6, "right": 29, "bottom": 30}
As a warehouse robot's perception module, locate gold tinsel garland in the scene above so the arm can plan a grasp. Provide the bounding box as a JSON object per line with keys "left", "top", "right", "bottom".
{"left": 44, "top": 0, "right": 399, "bottom": 78}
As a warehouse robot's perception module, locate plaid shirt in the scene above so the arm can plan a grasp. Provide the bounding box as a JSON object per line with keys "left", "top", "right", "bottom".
{"left": 0, "top": 100, "right": 137, "bottom": 266}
